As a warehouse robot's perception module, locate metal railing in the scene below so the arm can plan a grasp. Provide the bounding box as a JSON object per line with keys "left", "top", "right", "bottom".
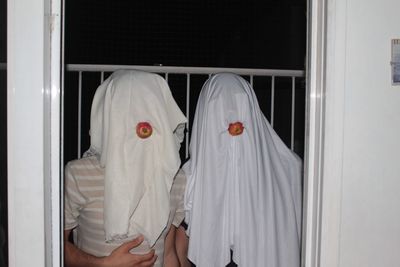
{"left": 65, "top": 64, "right": 305, "bottom": 159}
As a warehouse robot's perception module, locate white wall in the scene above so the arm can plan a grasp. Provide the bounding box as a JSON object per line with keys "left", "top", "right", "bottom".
{"left": 322, "top": 0, "right": 400, "bottom": 266}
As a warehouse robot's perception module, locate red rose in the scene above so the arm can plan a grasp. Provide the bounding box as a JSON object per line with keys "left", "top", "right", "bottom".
{"left": 228, "top": 122, "right": 244, "bottom": 136}
{"left": 136, "top": 122, "right": 153, "bottom": 139}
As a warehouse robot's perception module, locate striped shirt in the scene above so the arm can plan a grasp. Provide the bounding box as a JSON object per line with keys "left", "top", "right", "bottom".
{"left": 64, "top": 156, "right": 186, "bottom": 266}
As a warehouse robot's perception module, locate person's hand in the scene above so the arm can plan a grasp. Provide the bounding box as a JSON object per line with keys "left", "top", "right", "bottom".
{"left": 103, "top": 236, "right": 157, "bottom": 267}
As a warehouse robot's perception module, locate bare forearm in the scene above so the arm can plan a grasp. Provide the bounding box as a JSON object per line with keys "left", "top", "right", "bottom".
{"left": 164, "top": 226, "right": 180, "bottom": 267}
{"left": 64, "top": 240, "right": 106, "bottom": 267}
{"left": 164, "top": 251, "right": 180, "bottom": 267}
{"left": 64, "top": 230, "right": 157, "bottom": 267}
{"left": 175, "top": 226, "right": 191, "bottom": 267}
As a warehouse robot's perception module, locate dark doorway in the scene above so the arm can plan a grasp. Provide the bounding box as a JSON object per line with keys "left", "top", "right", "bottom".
{"left": 64, "top": 1, "right": 307, "bottom": 266}
{"left": 64, "top": 0, "right": 307, "bottom": 163}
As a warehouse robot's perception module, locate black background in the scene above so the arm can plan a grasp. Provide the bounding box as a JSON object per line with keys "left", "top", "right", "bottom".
{"left": 64, "top": 0, "right": 307, "bottom": 164}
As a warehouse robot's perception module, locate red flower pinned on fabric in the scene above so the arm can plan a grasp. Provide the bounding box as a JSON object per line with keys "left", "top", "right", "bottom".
{"left": 228, "top": 122, "right": 244, "bottom": 136}
{"left": 136, "top": 122, "right": 153, "bottom": 139}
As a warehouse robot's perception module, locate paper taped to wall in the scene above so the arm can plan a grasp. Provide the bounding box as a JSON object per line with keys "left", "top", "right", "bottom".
{"left": 392, "top": 39, "right": 400, "bottom": 85}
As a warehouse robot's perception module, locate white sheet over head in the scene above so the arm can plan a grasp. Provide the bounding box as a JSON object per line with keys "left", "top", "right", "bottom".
{"left": 183, "top": 73, "right": 302, "bottom": 266}
{"left": 87, "top": 70, "right": 187, "bottom": 246}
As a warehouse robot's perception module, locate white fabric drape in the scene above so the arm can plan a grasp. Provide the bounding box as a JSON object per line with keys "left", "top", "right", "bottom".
{"left": 183, "top": 73, "right": 302, "bottom": 267}
{"left": 88, "top": 70, "right": 186, "bottom": 246}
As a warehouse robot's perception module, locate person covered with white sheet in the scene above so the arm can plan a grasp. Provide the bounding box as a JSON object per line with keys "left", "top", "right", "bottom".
{"left": 183, "top": 73, "right": 302, "bottom": 267}
{"left": 64, "top": 70, "right": 187, "bottom": 267}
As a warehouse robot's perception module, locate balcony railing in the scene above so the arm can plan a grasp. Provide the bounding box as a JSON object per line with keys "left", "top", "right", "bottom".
{"left": 65, "top": 64, "right": 305, "bottom": 161}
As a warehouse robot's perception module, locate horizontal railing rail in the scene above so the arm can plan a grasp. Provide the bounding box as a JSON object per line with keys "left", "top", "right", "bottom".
{"left": 65, "top": 64, "right": 305, "bottom": 159}
{"left": 66, "top": 64, "right": 304, "bottom": 77}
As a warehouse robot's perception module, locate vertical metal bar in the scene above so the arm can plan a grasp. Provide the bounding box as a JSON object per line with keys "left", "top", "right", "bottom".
{"left": 186, "top": 74, "right": 190, "bottom": 158}
{"left": 291, "top": 76, "right": 296, "bottom": 150}
{"left": 78, "top": 71, "right": 82, "bottom": 158}
{"left": 165, "top": 73, "right": 169, "bottom": 82}
{"left": 100, "top": 71, "right": 104, "bottom": 83}
{"left": 250, "top": 75, "right": 254, "bottom": 87}
{"left": 271, "top": 76, "right": 275, "bottom": 127}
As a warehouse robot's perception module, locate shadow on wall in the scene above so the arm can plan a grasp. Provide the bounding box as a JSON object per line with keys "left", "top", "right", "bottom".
{"left": 0, "top": 201, "right": 5, "bottom": 267}
{"left": 0, "top": 68, "right": 7, "bottom": 267}
{"left": 0, "top": 72, "right": 7, "bottom": 267}
{"left": 1, "top": 0, "right": 8, "bottom": 264}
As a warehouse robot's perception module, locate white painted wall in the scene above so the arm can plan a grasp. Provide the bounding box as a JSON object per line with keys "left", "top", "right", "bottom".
{"left": 321, "top": 0, "right": 400, "bottom": 266}
{"left": 340, "top": 0, "right": 400, "bottom": 266}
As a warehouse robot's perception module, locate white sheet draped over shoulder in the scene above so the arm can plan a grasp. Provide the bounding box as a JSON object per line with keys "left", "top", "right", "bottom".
{"left": 88, "top": 70, "right": 186, "bottom": 246}
{"left": 183, "top": 73, "right": 302, "bottom": 267}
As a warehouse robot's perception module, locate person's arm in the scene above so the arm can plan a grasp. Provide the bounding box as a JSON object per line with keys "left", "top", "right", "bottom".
{"left": 163, "top": 226, "right": 180, "bottom": 267}
{"left": 175, "top": 225, "right": 191, "bottom": 267}
{"left": 168, "top": 170, "right": 191, "bottom": 267}
{"left": 64, "top": 230, "right": 157, "bottom": 267}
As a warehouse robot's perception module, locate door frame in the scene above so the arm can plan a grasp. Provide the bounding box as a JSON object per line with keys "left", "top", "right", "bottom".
{"left": 302, "top": 0, "right": 347, "bottom": 265}
{"left": 7, "top": 0, "right": 61, "bottom": 266}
